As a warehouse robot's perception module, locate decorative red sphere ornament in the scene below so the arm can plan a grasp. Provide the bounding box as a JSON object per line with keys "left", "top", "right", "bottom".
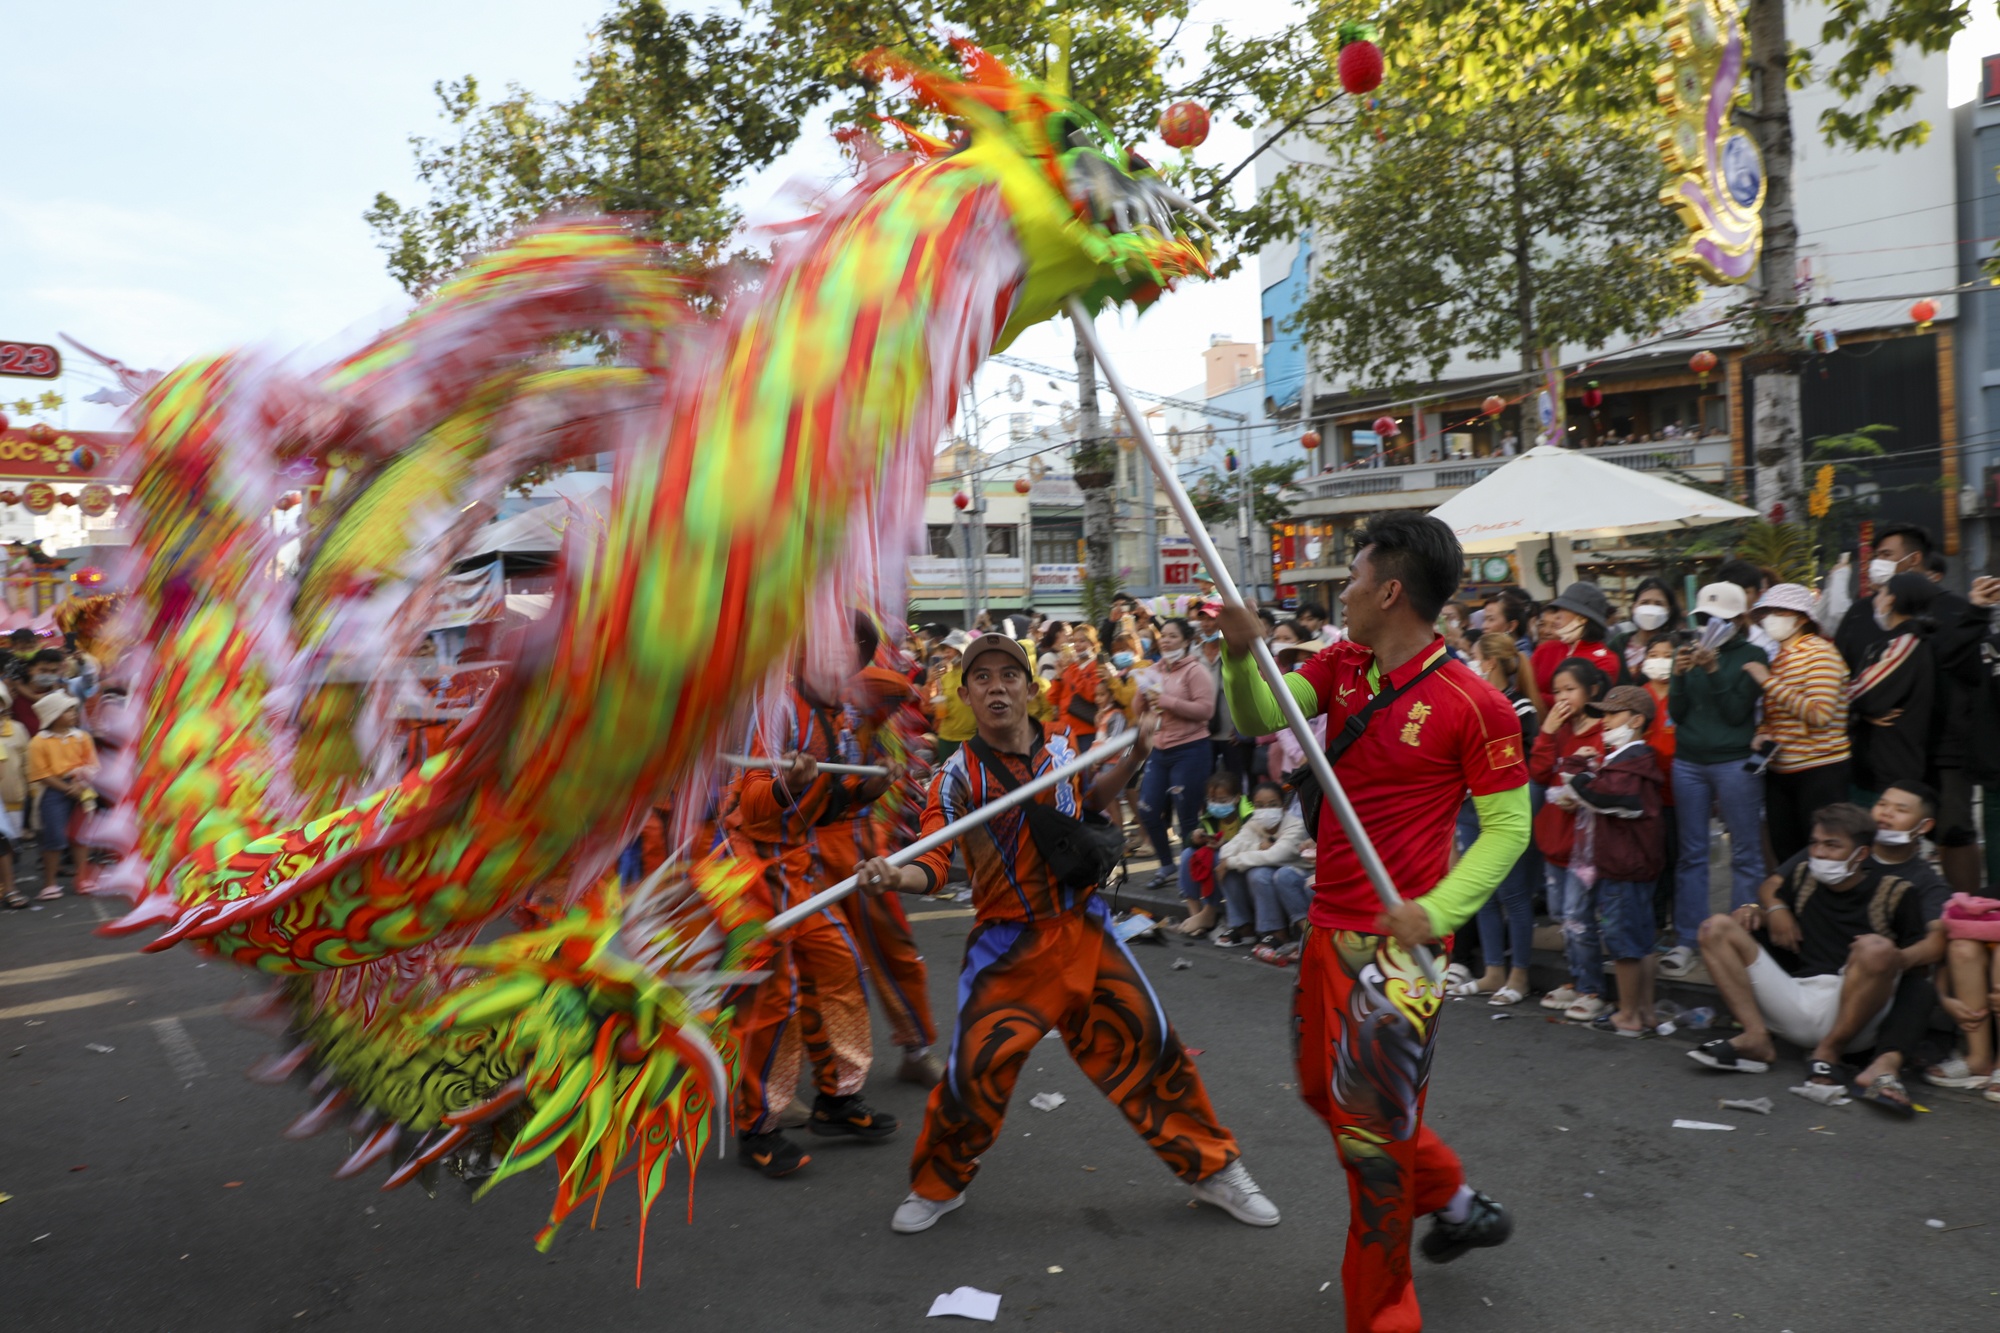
{"left": 1911, "top": 298, "right": 1937, "bottom": 329}
{"left": 1013, "top": 477, "right": 1032, "bottom": 495}
{"left": 1690, "top": 349, "right": 1718, "bottom": 382}
{"left": 0, "top": 491, "right": 17, "bottom": 507}
{"left": 1336, "top": 23, "right": 1384, "bottom": 96}
{"left": 0, "top": 413, "right": 9, "bottom": 434}
{"left": 1481, "top": 395, "right": 1506, "bottom": 417}
{"left": 69, "top": 446, "right": 97, "bottom": 472}
{"left": 1301, "top": 430, "right": 1322, "bottom": 452}
{"left": 952, "top": 490, "right": 970, "bottom": 511}
{"left": 1158, "top": 101, "right": 1211, "bottom": 150}
{"left": 1372, "top": 415, "right": 1399, "bottom": 439}
{"left": 71, "top": 566, "right": 105, "bottom": 587}
{"left": 26, "top": 423, "right": 54, "bottom": 444}
{"left": 1581, "top": 384, "right": 1604, "bottom": 410}
{"left": 56, "top": 492, "right": 76, "bottom": 506}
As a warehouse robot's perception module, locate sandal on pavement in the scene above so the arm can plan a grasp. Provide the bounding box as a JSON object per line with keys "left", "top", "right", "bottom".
{"left": 1539, "top": 985, "right": 1580, "bottom": 1011}
{"left": 1687, "top": 1037, "right": 1770, "bottom": 1074}
{"left": 34, "top": 884, "right": 62, "bottom": 902}
{"left": 1924, "top": 1057, "right": 1987, "bottom": 1089}
{"left": 1, "top": 890, "right": 27, "bottom": 910}
{"left": 1855, "top": 1073, "right": 1915, "bottom": 1119}
{"left": 1444, "top": 963, "right": 1474, "bottom": 988}
{"left": 1805, "top": 1058, "right": 1853, "bottom": 1088}
{"left": 1487, "top": 986, "right": 1525, "bottom": 1007}
{"left": 1562, "top": 995, "right": 1608, "bottom": 1022}
{"left": 1447, "top": 979, "right": 1493, "bottom": 997}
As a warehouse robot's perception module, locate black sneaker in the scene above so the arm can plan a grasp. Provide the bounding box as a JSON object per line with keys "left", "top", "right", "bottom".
{"left": 737, "top": 1131, "right": 811, "bottom": 1178}
{"left": 809, "top": 1093, "right": 900, "bottom": 1140}
{"left": 1419, "top": 1191, "right": 1513, "bottom": 1264}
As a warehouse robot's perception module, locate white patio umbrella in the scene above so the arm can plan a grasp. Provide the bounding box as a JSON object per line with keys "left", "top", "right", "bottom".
{"left": 1427, "top": 444, "right": 1756, "bottom": 553}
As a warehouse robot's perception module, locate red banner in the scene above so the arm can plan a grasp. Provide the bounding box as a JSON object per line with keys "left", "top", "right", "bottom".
{"left": 0, "top": 429, "right": 125, "bottom": 480}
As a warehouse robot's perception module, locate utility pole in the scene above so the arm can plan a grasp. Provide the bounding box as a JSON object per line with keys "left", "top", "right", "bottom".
{"left": 1073, "top": 323, "right": 1117, "bottom": 620}
{"left": 1745, "top": 0, "right": 1803, "bottom": 522}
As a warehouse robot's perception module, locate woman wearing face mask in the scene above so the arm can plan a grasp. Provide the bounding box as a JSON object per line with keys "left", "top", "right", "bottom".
{"left": 1847, "top": 572, "right": 1940, "bottom": 803}
{"left": 1530, "top": 582, "right": 1622, "bottom": 700}
{"left": 1607, "top": 579, "right": 1682, "bottom": 678}
{"left": 1136, "top": 618, "right": 1219, "bottom": 896}
{"left": 1739, "top": 584, "right": 1852, "bottom": 862}
{"left": 1210, "top": 780, "right": 1315, "bottom": 958}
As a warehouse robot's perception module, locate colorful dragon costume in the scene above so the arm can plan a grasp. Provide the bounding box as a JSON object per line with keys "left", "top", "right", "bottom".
{"left": 92, "top": 44, "right": 1210, "bottom": 1271}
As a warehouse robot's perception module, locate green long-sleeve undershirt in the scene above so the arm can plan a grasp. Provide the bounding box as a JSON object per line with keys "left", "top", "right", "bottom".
{"left": 1221, "top": 650, "right": 1531, "bottom": 937}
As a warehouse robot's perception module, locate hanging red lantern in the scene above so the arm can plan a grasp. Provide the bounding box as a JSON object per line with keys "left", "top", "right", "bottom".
{"left": 0, "top": 491, "right": 17, "bottom": 507}
{"left": 1372, "top": 415, "right": 1399, "bottom": 438}
{"left": 1911, "top": 298, "right": 1937, "bottom": 328}
{"left": 1336, "top": 27, "right": 1384, "bottom": 96}
{"left": 1013, "top": 477, "right": 1031, "bottom": 495}
{"left": 1581, "top": 384, "right": 1604, "bottom": 410}
{"left": 1300, "top": 430, "right": 1322, "bottom": 452}
{"left": 0, "top": 413, "right": 9, "bottom": 434}
{"left": 951, "top": 490, "right": 970, "bottom": 510}
{"left": 27, "top": 423, "right": 54, "bottom": 444}
{"left": 1158, "top": 101, "right": 1211, "bottom": 150}
{"left": 70, "top": 566, "right": 105, "bottom": 586}
{"left": 1689, "top": 349, "right": 1718, "bottom": 382}
{"left": 57, "top": 492, "right": 77, "bottom": 506}
{"left": 1481, "top": 395, "right": 1506, "bottom": 417}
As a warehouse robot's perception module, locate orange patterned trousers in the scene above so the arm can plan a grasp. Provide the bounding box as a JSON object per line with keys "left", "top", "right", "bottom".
{"left": 1295, "top": 928, "right": 1464, "bottom": 1333}
{"left": 728, "top": 911, "right": 872, "bottom": 1135}
{"left": 909, "top": 897, "right": 1239, "bottom": 1200}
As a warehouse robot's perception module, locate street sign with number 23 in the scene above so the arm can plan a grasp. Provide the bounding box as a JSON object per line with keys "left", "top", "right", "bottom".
{"left": 0, "top": 342, "right": 61, "bottom": 379}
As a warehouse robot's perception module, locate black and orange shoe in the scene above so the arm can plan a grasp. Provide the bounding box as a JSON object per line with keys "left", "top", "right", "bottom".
{"left": 737, "top": 1131, "right": 811, "bottom": 1178}
{"left": 809, "top": 1093, "right": 900, "bottom": 1140}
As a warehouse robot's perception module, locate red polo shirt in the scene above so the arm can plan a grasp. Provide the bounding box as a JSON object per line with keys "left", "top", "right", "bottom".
{"left": 1294, "top": 637, "right": 1530, "bottom": 931}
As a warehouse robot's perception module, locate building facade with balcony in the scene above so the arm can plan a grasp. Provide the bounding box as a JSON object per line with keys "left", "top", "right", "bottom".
{"left": 1256, "top": 25, "right": 1968, "bottom": 610}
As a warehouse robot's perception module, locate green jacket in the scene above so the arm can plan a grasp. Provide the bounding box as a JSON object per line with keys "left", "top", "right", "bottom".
{"left": 1666, "top": 635, "right": 1768, "bottom": 764}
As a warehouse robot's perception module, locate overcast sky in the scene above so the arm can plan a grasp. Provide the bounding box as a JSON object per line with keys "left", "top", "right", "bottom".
{"left": 9, "top": 1, "right": 1999, "bottom": 435}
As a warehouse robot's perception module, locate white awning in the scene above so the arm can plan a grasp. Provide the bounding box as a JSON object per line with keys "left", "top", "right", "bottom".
{"left": 1426, "top": 445, "right": 1757, "bottom": 553}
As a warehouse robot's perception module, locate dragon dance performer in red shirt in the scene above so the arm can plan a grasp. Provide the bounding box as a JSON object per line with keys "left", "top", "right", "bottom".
{"left": 1219, "top": 513, "right": 1532, "bottom": 1333}
{"left": 857, "top": 632, "right": 1281, "bottom": 1236}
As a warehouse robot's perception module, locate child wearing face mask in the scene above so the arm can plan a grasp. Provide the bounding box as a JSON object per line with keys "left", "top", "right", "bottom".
{"left": 1740, "top": 585, "right": 1852, "bottom": 863}
{"left": 1173, "top": 772, "right": 1250, "bottom": 937}
{"left": 1529, "top": 658, "right": 1614, "bottom": 1021}
{"left": 1567, "top": 688, "right": 1668, "bottom": 1036}
{"left": 1211, "top": 780, "right": 1314, "bottom": 956}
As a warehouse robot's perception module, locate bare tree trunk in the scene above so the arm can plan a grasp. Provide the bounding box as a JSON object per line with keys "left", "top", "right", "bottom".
{"left": 1746, "top": 0, "right": 1804, "bottom": 521}
{"left": 1073, "top": 326, "right": 1118, "bottom": 621}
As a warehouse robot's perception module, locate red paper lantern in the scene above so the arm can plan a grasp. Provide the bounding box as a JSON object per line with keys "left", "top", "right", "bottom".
{"left": 1158, "top": 101, "right": 1211, "bottom": 150}
{"left": 1689, "top": 349, "right": 1718, "bottom": 378}
{"left": 1300, "top": 430, "right": 1322, "bottom": 452}
{"left": 1337, "top": 38, "right": 1384, "bottom": 96}
{"left": 1481, "top": 395, "right": 1506, "bottom": 417}
{"left": 1372, "top": 415, "right": 1399, "bottom": 438}
{"left": 71, "top": 567, "right": 104, "bottom": 586}
{"left": 57, "top": 492, "right": 77, "bottom": 506}
{"left": 1013, "top": 477, "right": 1031, "bottom": 495}
{"left": 952, "top": 490, "right": 970, "bottom": 510}
{"left": 1911, "top": 298, "right": 1937, "bottom": 327}
{"left": 1581, "top": 385, "right": 1603, "bottom": 410}
{"left": 26, "top": 423, "right": 54, "bottom": 444}
{"left": 0, "top": 413, "right": 9, "bottom": 434}
{"left": 0, "top": 491, "right": 17, "bottom": 507}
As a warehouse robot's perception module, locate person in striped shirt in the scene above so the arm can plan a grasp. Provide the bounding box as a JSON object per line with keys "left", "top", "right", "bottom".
{"left": 1741, "top": 584, "right": 1851, "bottom": 863}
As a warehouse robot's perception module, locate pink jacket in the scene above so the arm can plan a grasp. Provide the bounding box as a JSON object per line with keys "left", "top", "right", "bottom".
{"left": 1150, "top": 653, "right": 1216, "bottom": 750}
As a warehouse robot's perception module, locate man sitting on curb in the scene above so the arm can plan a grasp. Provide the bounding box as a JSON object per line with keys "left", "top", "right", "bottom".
{"left": 1688, "top": 802, "right": 1943, "bottom": 1091}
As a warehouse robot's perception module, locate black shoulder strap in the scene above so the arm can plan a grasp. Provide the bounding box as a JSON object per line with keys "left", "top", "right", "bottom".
{"left": 966, "top": 734, "right": 1034, "bottom": 794}
{"left": 1325, "top": 650, "right": 1452, "bottom": 766}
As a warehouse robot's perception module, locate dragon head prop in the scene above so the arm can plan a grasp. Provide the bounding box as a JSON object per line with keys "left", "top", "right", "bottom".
{"left": 863, "top": 39, "right": 1214, "bottom": 349}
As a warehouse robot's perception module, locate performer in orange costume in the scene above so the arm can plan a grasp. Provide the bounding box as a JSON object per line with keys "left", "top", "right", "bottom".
{"left": 723, "top": 639, "right": 900, "bottom": 1178}
{"left": 829, "top": 655, "right": 944, "bottom": 1086}
{"left": 857, "top": 633, "right": 1281, "bottom": 1235}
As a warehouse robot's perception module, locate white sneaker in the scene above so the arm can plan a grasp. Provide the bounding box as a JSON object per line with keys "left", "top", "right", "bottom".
{"left": 1658, "top": 946, "right": 1696, "bottom": 979}
{"left": 1539, "top": 984, "right": 1580, "bottom": 1010}
{"left": 1564, "top": 994, "right": 1608, "bottom": 1021}
{"left": 891, "top": 1191, "right": 964, "bottom": 1234}
{"left": 1190, "top": 1161, "right": 1281, "bottom": 1227}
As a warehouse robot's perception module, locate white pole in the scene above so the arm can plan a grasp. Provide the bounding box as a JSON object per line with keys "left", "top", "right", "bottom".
{"left": 762, "top": 729, "right": 1138, "bottom": 936}
{"left": 1065, "top": 299, "right": 1438, "bottom": 984}
{"left": 720, "top": 755, "right": 891, "bottom": 778}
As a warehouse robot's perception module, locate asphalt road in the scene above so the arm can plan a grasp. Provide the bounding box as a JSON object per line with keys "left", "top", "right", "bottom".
{"left": 4, "top": 894, "right": 1997, "bottom": 1332}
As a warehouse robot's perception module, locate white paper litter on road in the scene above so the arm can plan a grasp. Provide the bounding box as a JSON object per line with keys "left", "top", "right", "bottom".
{"left": 84, "top": 1043, "right": 115, "bottom": 1054}
{"left": 1925, "top": 1219, "right": 1946, "bottom": 1229}
{"left": 927, "top": 1287, "right": 1001, "bottom": 1321}
{"left": 1788, "top": 1082, "right": 1851, "bottom": 1107}
{"left": 1672, "top": 1119, "right": 1736, "bottom": 1131}
{"left": 1112, "top": 914, "right": 1159, "bottom": 942}
{"left": 1028, "top": 1092, "right": 1066, "bottom": 1112}
{"left": 1718, "top": 1097, "right": 1773, "bottom": 1115}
